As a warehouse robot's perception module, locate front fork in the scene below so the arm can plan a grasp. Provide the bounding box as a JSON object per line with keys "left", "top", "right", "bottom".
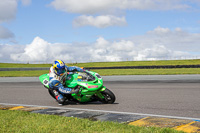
{"left": 95, "top": 86, "right": 106, "bottom": 99}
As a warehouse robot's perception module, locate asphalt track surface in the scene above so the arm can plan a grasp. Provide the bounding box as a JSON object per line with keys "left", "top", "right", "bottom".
{"left": 0, "top": 75, "right": 200, "bottom": 119}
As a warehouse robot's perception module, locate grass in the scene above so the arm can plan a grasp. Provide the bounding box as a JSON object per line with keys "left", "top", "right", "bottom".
{"left": 0, "top": 110, "right": 184, "bottom": 133}
{"left": 0, "top": 68, "right": 200, "bottom": 77}
{"left": 92, "top": 68, "right": 200, "bottom": 75}
{"left": 0, "top": 59, "right": 200, "bottom": 77}
{"left": 0, "top": 70, "right": 49, "bottom": 77}
{"left": 73, "top": 59, "right": 200, "bottom": 67}
{"left": 1, "top": 59, "right": 200, "bottom": 68}
{"left": 0, "top": 63, "right": 51, "bottom": 68}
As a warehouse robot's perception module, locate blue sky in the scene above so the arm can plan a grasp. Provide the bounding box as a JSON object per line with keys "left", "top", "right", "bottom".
{"left": 0, "top": 0, "right": 200, "bottom": 63}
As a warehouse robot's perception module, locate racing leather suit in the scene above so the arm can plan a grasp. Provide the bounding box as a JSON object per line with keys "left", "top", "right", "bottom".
{"left": 48, "top": 65, "right": 83, "bottom": 104}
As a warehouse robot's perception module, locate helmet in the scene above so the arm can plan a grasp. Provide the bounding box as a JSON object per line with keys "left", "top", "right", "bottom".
{"left": 52, "top": 60, "right": 66, "bottom": 76}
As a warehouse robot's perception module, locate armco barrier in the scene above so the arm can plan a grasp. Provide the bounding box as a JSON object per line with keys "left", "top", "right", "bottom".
{"left": 0, "top": 65, "right": 200, "bottom": 71}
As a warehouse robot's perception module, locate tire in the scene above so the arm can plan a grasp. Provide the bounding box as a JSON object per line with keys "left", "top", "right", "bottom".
{"left": 101, "top": 88, "right": 115, "bottom": 104}
{"left": 48, "top": 89, "right": 56, "bottom": 99}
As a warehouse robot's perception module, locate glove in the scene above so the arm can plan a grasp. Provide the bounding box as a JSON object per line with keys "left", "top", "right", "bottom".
{"left": 71, "top": 89, "right": 79, "bottom": 94}
{"left": 71, "top": 86, "right": 81, "bottom": 94}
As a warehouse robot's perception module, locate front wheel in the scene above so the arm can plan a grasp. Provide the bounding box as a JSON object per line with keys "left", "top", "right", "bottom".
{"left": 101, "top": 88, "right": 115, "bottom": 104}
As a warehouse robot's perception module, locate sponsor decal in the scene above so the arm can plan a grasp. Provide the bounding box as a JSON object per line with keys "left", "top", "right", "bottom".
{"left": 88, "top": 85, "right": 98, "bottom": 88}
{"left": 78, "top": 76, "right": 82, "bottom": 79}
{"left": 55, "top": 95, "right": 59, "bottom": 100}
{"left": 59, "top": 88, "right": 71, "bottom": 94}
{"left": 43, "top": 79, "right": 49, "bottom": 85}
{"left": 77, "top": 79, "right": 82, "bottom": 81}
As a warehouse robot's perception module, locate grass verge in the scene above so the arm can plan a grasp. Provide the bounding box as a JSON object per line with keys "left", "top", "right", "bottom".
{"left": 73, "top": 59, "right": 200, "bottom": 67}
{"left": 0, "top": 70, "right": 49, "bottom": 77}
{"left": 0, "top": 68, "right": 200, "bottom": 77}
{"left": 92, "top": 68, "right": 200, "bottom": 76}
{"left": 0, "top": 110, "right": 184, "bottom": 133}
{"left": 1, "top": 59, "right": 200, "bottom": 68}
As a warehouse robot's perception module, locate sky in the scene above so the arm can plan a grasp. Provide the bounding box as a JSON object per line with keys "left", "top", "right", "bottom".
{"left": 0, "top": 0, "right": 200, "bottom": 63}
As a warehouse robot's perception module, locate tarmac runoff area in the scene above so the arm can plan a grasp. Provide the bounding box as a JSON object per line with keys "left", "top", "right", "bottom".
{"left": 1, "top": 103, "right": 200, "bottom": 133}
{"left": 0, "top": 75, "right": 200, "bottom": 132}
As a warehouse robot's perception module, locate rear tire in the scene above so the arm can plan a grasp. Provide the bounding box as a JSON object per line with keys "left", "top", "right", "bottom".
{"left": 101, "top": 88, "right": 115, "bottom": 104}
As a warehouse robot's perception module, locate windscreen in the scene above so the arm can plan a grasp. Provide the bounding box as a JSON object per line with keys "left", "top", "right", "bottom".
{"left": 77, "top": 72, "right": 95, "bottom": 82}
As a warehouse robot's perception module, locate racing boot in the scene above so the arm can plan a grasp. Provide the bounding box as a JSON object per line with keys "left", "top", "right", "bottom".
{"left": 53, "top": 90, "right": 65, "bottom": 105}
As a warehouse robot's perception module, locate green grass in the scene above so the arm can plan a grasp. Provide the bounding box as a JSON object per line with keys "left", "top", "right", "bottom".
{"left": 0, "top": 68, "right": 200, "bottom": 77}
{"left": 0, "top": 63, "right": 51, "bottom": 68}
{"left": 0, "top": 70, "right": 49, "bottom": 77}
{"left": 1, "top": 59, "right": 200, "bottom": 68}
{"left": 92, "top": 68, "right": 200, "bottom": 75}
{"left": 0, "top": 60, "right": 200, "bottom": 77}
{"left": 0, "top": 110, "right": 184, "bottom": 133}
{"left": 73, "top": 59, "right": 200, "bottom": 67}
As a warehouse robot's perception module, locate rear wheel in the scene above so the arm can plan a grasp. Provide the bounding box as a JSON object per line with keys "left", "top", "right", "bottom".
{"left": 101, "top": 88, "right": 115, "bottom": 104}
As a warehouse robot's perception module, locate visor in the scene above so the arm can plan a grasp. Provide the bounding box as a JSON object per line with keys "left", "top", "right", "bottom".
{"left": 55, "top": 67, "right": 65, "bottom": 75}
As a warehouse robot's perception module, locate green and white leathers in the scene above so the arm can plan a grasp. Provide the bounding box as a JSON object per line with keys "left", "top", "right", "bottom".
{"left": 39, "top": 70, "right": 115, "bottom": 104}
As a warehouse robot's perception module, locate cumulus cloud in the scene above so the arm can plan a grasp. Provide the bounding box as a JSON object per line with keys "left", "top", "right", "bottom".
{"left": 50, "top": 0, "right": 200, "bottom": 28}
{"left": 135, "top": 45, "right": 189, "bottom": 61}
{"left": 0, "top": 43, "right": 25, "bottom": 63}
{"left": 0, "top": 0, "right": 32, "bottom": 23}
{"left": 21, "top": 0, "right": 31, "bottom": 6}
{"left": 0, "top": 26, "right": 14, "bottom": 39}
{"left": 0, "top": 26, "right": 197, "bottom": 63}
{"left": 0, "top": 0, "right": 31, "bottom": 42}
{"left": 7, "top": 26, "right": 200, "bottom": 63}
{"left": 73, "top": 15, "right": 127, "bottom": 28}
{"left": 10, "top": 37, "right": 90, "bottom": 62}
{"left": 132, "top": 26, "right": 200, "bottom": 52}
{"left": 0, "top": 0, "right": 18, "bottom": 23}
{"left": 50, "top": 0, "right": 197, "bottom": 14}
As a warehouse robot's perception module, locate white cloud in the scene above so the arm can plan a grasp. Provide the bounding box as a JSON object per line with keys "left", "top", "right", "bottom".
{"left": 0, "top": 0, "right": 18, "bottom": 23}
{"left": 73, "top": 15, "right": 127, "bottom": 28}
{"left": 0, "top": 0, "right": 32, "bottom": 23}
{"left": 10, "top": 37, "right": 89, "bottom": 62}
{"left": 134, "top": 45, "right": 189, "bottom": 61}
{"left": 50, "top": 0, "right": 116, "bottom": 14}
{"left": 11, "top": 37, "right": 52, "bottom": 62}
{"left": 50, "top": 0, "right": 195, "bottom": 14}
{"left": 0, "top": 43, "right": 25, "bottom": 63}
{"left": 21, "top": 0, "right": 31, "bottom": 6}
{"left": 0, "top": 26, "right": 14, "bottom": 39}
{"left": 0, "top": 26, "right": 198, "bottom": 63}
{"left": 0, "top": 0, "right": 31, "bottom": 43}
{"left": 50, "top": 0, "right": 200, "bottom": 28}
{"left": 132, "top": 26, "right": 200, "bottom": 52}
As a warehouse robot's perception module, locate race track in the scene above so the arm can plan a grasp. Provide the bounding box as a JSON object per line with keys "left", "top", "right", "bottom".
{"left": 0, "top": 76, "right": 200, "bottom": 119}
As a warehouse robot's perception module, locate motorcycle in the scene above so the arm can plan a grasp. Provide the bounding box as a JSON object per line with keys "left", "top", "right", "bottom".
{"left": 39, "top": 70, "right": 115, "bottom": 104}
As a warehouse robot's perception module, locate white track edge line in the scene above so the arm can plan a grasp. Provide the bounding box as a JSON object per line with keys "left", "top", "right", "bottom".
{"left": 1, "top": 103, "right": 200, "bottom": 121}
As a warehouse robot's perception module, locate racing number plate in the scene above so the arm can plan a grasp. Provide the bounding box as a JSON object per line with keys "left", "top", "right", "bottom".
{"left": 43, "top": 79, "right": 49, "bottom": 86}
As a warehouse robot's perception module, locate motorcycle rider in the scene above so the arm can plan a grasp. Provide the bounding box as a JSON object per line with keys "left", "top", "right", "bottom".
{"left": 48, "top": 60, "right": 84, "bottom": 105}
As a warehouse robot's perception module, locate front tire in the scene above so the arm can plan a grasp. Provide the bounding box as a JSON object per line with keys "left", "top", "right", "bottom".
{"left": 48, "top": 89, "right": 56, "bottom": 99}
{"left": 101, "top": 88, "right": 115, "bottom": 104}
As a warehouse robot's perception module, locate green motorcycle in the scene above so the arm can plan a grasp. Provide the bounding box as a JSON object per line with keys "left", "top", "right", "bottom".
{"left": 39, "top": 70, "right": 115, "bottom": 104}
